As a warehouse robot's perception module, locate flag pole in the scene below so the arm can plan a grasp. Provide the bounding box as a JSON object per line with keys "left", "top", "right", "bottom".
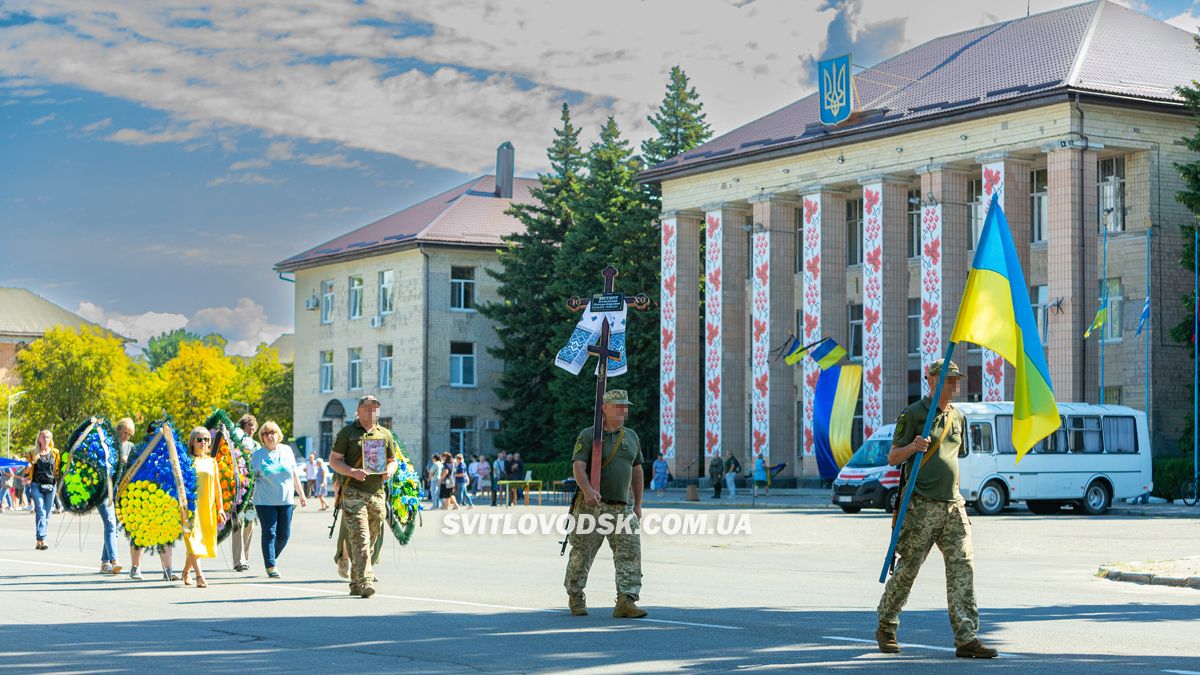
{"left": 1145, "top": 226, "right": 1151, "bottom": 426}
{"left": 1100, "top": 220, "right": 1108, "bottom": 402}
{"left": 1193, "top": 227, "right": 1198, "bottom": 503}
{"left": 878, "top": 340, "right": 957, "bottom": 583}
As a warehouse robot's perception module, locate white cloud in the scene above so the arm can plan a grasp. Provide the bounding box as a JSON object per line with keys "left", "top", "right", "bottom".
{"left": 80, "top": 117, "right": 112, "bottom": 132}
{"left": 1166, "top": 10, "right": 1200, "bottom": 34}
{"left": 30, "top": 113, "right": 55, "bottom": 125}
{"left": 76, "top": 301, "right": 189, "bottom": 349}
{"left": 229, "top": 158, "right": 269, "bottom": 171}
{"left": 76, "top": 298, "right": 291, "bottom": 357}
{"left": 188, "top": 297, "right": 291, "bottom": 356}
{"left": 206, "top": 172, "right": 284, "bottom": 187}
{"left": 301, "top": 153, "right": 366, "bottom": 170}
{"left": 107, "top": 126, "right": 204, "bottom": 145}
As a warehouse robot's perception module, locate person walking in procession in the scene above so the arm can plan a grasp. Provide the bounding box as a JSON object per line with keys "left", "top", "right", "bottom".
{"left": 26, "top": 430, "right": 60, "bottom": 551}
{"left": 708, "top": 454, "right": 724, "bottom": 499}
{"left": 724, "top": 451, "right": 741, "bottom": 498}
{"left": 230, "top": 414, "right": 260, "bottom": 572}
{"left": 875, "top": 359, "right": 997, "bottom": 659}
{"left": 181, "top": 427, "right": 225, "bottom": 588}
{"left": 329, "top": 395, "right": 398, "bottom": 599}
{"left": 117, "top": 419, "right": 178, "bottom": 582}
{"left": 251, "top": 421, "right": 307, "bottom": 579}
{"left": 564, "top": 389, "right": 646, "bottom": 619}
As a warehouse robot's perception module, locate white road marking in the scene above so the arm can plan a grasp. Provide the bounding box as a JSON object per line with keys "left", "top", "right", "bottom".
{"left": 250, "top": 583, "right": 740, "bottom": 629}
{"left": 0, "top": 557, "right": 99, "bottom": 572}
{"left": 1162, "top": 670, "right": 1200, "bottom": 675}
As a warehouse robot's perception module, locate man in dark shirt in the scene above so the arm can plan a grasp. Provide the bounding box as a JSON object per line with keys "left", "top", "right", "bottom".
{"left": 329, "top": 396, "right": 399, "bottom": 598}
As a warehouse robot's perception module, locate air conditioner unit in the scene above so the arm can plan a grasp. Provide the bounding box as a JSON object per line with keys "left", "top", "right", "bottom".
{"left": 484, "top": 419, "right": 501, "bottom": 431}
{"left": 370, "top": 315, "right": 383, "bottom": 328}
{"left": 303, "top": 295, "right": 319, "bottom": 310}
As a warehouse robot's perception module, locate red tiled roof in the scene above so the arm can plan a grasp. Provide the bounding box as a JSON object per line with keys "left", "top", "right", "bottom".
{"left": 276, "top": 175, "right": 538, "bottom": 271}
{"left": 641, "top": 1, "right": 1200, "bottom": 182}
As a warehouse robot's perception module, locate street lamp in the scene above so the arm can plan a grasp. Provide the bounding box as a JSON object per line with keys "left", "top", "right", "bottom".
{"left": 6, "top": 390, "right": 26, "bottom": 456}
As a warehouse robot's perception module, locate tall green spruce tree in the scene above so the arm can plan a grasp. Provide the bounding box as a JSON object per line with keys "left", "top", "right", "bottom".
{"left": 641, "top": 65, "right": 713, "bottom": 204}
{"left": 1171, "top": 33, "right": 1200, "bottom": 452}
{"left": 482, "top": 104, "right": 584, "bottom": 461}
{"left": 548, "top": 117, "right": 659, "bottom": 455}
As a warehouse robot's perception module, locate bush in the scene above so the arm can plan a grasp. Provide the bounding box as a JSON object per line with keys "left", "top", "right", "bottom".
{"left": 1151, "top": 455, "right": 1195, "bottom": 501}
{"left": 525, "top": 460, "right": 574, "bottom": 482}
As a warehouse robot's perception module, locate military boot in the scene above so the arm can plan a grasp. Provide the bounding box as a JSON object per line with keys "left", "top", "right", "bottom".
{"left": 875, "top": 629, "right": 900, "bottom": 654}
{"left": 568, "top": 592, "right": 588, "bottom": 616}
{"left": 612, "top": 594, "right": 647, "bottom": 618}
{"left": 955, "top": 639, "right": 998, "bottom": 659}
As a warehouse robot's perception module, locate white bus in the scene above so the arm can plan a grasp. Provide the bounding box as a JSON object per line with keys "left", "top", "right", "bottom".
{"left": 957, "top": 402, "right": 1152, "bottom": 516}
{"left": 832, "top": 402, "right": 1152, "bottom": 516}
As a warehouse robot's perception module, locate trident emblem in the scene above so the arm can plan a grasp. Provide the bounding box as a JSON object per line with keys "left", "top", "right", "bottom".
{"left": 818, "top": 53, "right": 852, "bottom": 125}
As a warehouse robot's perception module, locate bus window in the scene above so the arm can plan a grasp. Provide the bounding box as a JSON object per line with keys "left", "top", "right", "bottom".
{"left": 994, "top": 416, "right": 1015, "bottom": 454}
{"left": 968, "top": 422, "right": 993, "bottom": 457}
{"left": 1068, "top": 416, "right": 1102, "bottom": 453}
{"left": 1102, "top": 416, "right": 1139, "bottom": 454}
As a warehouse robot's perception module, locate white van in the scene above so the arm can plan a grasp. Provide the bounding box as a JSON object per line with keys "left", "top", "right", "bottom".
{"left": 830, "top": 424, "right": 901, "bottom": 513}
{"left": 832, "top": 402, "right": 1153, "bottom": 516}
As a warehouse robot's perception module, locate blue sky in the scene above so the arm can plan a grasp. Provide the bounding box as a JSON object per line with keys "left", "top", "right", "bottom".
{"left": 1, "top": 0, "right": 1196, "bottom": 354}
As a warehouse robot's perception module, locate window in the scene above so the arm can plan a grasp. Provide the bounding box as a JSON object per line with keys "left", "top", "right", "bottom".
{"left": 907, "top": 188, "right": 922, "bottom": 259}
{"left": 379, "top": 344, "right": 393, "bottom": 388}
{"left": 997, "top": 415, "right": 1068, "bottom": 454}
{"left": 379, "top": 270, "right": 395, "bottom": 314}
{"left": 848, "top": 304, "right": 864, "bottom": 360}
{"left": 795, "top": 207, "right": 804, "bottom": 274}
{"left": 907, "top": 298, "right": 920, "bottom": 356}
{"left": 1033, "top": 285, "right": 1049, "bottom": 349}
{"left": 1101, "top": 277, "right": 1123, "bottom": 342}
{"left": 1068, "top": 416, "right": 1102, "bottom": 453}
{"left": 1031, "top": 169, "right": 1048, "bottom": 243}
{"left": 348, "top": 276, "right": 363, "bottom": 320}
{"left": 847, "top": 198, "right": 864, "bottom": 265}
{"left": 320, "top": 280, "right": 334, "bottom": 324}
{"left": 451, "top": 267, "right": 476, "bottom": 310}
{"left": 348, "top": 348, "right": 363, "bottom": 390}
{"left": 851, "top": 396, "right": 863, "bottom": 451}
{"left": 319, "top": 420, "right": 333, "bottom": 457}
{"left": 745, "top": 215, "right": 754, "bottom": 279}
{"left": 320, "top": 351, "right": 334, "bottom": 392}
{"left": 968, "top": 178, "right": 985, "bottom": 249}
{"left": 450, "top": 342, "right": 476, "bottom": 387}
{"left": 1103, "top": 386, "right": 1123, "bottom": 405}
{"left": 1098, "top": 157, "right": 1126, "bottom": 232}
{"left": 1102, "top": 416, "right": 1138, "bottom": 453}
{"left": 969, "top": 422, "right": 994, "bottom": 456}
{"left": 450, "top": 417, "right": 476, "bottom": 454}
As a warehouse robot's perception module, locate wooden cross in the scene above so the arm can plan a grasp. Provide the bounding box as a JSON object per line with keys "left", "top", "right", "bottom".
{"left": 566, "top": 265, "right": 651, "bottom": 492}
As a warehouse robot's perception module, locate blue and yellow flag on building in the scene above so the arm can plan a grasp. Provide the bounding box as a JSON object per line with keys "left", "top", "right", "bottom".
{"left": 813, "top": 364, "right": 862, "bottom": 480}
{"left": 818, "top": 54, "right": 853, "bottom": 125}
{"left": 950, "top": 192, "right": 1060, "bottom": 459}
{"left": 784, "top": 336, "right": 847, "bottom": 369}
{"left": 1083, "top": 305, "right": 1107, "bottom": 339}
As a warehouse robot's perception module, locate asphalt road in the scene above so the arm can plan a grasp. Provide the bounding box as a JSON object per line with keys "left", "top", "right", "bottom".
{"left": 2, "top": 500, "right": 1198, "bottom": 673}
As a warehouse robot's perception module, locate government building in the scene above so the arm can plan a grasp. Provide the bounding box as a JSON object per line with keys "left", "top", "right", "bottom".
{"left": 642, "top": 1, "right": 1200, "bottom": 479}
{"left": 276, "top": 143, "right": 535, "bottom": 466}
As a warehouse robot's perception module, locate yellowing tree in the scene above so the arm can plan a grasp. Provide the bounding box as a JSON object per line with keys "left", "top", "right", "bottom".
{"left": 157, "top": 341, "right": 237, "bottom": 434}
{"left": 14, "top": 326, "right": 140, "bottom": 446}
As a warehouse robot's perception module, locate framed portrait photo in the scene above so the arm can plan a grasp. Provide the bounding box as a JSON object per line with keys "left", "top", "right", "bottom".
{"left": 362, "top": 438, "right": 388, "bottom": 474}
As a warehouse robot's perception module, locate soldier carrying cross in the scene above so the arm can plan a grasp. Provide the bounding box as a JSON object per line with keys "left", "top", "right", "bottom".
{"left": 554, "top": 265, "right": 651, "bottom": 619}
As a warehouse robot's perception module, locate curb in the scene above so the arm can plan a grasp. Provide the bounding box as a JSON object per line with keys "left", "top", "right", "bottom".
{"left": 1098, "top": 566, "right": 1200, "bottom": 589}
{"left": 1107, "top": 507, "right": 1200, "bottom": 519}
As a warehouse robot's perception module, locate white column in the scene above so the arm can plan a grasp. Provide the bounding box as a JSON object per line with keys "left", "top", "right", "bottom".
{"left": 800, "top": 193, "right": 822, "bottom": 457}
{"left": 860, "top": 181, "right": 884, "bottom": 437}
{"left": 981, "top": 161, "right": 1006, "bottom": 401}
{"left": 704, "top": 209, "right": 723, "bottom": 460}
{"left": 919, "top": 202, "right": 944, "bottom": 396}
{"left": 660, "top": 213, "right": 678, "bottom": 459}
{"left": 749, "top": 216, "right": 771, "bottom": 461}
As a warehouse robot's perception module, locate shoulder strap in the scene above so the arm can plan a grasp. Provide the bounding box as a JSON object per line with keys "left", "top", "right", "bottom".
{"left": 587, "top": 428, "right": 625, "bottom": 476}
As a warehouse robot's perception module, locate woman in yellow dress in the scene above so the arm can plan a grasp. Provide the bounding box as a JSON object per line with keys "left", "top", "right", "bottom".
{"left": 182, "top": 427, "right": 225, "bottom": 588}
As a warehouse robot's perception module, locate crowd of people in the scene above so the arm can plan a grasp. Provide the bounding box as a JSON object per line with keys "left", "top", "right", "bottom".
{"left": 425, "top": 450, "right": 527, "bottom": 508}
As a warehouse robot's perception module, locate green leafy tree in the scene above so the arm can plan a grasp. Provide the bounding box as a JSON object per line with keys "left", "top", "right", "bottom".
{"left": 482, "top": 103, "right": 584, "bottom": 461}
{"left": 142, "top": 328, "right": 228, "bottom": 369}
{"left": 258, "top": 364, "right": 294, "bottom": 439}
{"left": 13, "top": 327, "right": 143, "bottom": 446}
{"left": 548, "top": 117, "right": 660, "bottom": 457}
{"left": 1171, "top": 33, "right": 1200, "bottom": 452}
{"left": 640, "top": 65, "right": 712, "bottom": 205}
{"left": 156, "top": 341, "right": 237, "bottom": 434}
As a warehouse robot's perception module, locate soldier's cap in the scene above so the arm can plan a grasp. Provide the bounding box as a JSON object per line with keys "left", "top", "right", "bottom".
{"left": 603, "top": 389, "right": 632, "bottom": 406}
{"left": 357, "top": 395, "right": 382, "bottom": 408}
{"left": 926, "top": 359, "right": 965, "bottom": 379}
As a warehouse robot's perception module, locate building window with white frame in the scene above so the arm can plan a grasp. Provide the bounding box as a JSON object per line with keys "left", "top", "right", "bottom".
{"left": 907, "top": 188, "right": 922, "bottom": 259}
{"left": 1032, "top": 284, "right": 1049, "bottom": 348}
{"left": 848, "top": 304, "right": 864, "bottom": 360}
{"left": 1030, "top": 169, "right": 1048, "bottom": 243}
{"left": 348, "top": 276, "right": 363, "bottom": 320}
{"left": 1098, "top": 156, "right": 1126, "bottom": 232}
{"left": 450, "top": 416, "right": 476, "bottom": 454}
{"left": 348, "top": 347, "right": 363, "bottom": 390}
{"left": 968, "top": 178, "right": 984, "bottom": 249}
{"left": 451, "top": 267, "right": 476, "bottom": 310}
{"left": 847, "top": 198, "right": 864, "bottom": 265}
{"left": 378, "top": 344, "right": 393, "bottom": 389}
{"left": 745, "top": 215, "right": 754, "bottom": 279}
{"left": 907, "top": 297, "right": 920, "bottom": 356}
{"left": 450, "top": 342, "right": 476, "bottom": 387}
{"left": 794, "top": 207, "right": 804, "bottom": 274}
{"left": 379, "top": 270, "right": 395, "bottom": 315}
{"left": 1102, "top": 277, "right": 1123, "bottom": 342}
{"left": 320, "top": 280, "right": 334, "bottom": 324}
{"left": 320, "top": 350, "right": 334, "bottom": 392}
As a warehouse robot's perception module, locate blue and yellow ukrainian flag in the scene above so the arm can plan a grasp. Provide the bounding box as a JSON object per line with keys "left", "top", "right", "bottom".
{"left": 784, "top": 336, "right": 847, "bottom": 369}
{"left": 950, "top": 192, "right": 1060, "bottom": 459}
{"left": 1083, "top": 305, "right": 1107, "bottom": 339}
{"left": 813, "top": 364, "right": 862, "bottom": 480}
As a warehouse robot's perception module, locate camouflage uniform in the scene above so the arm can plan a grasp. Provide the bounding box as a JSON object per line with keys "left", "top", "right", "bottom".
{"left": 563, "top": 501, "right": 642, "bottom": 600}
{"left": 342, "top": 487, "right": 386, "bottom": 588}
